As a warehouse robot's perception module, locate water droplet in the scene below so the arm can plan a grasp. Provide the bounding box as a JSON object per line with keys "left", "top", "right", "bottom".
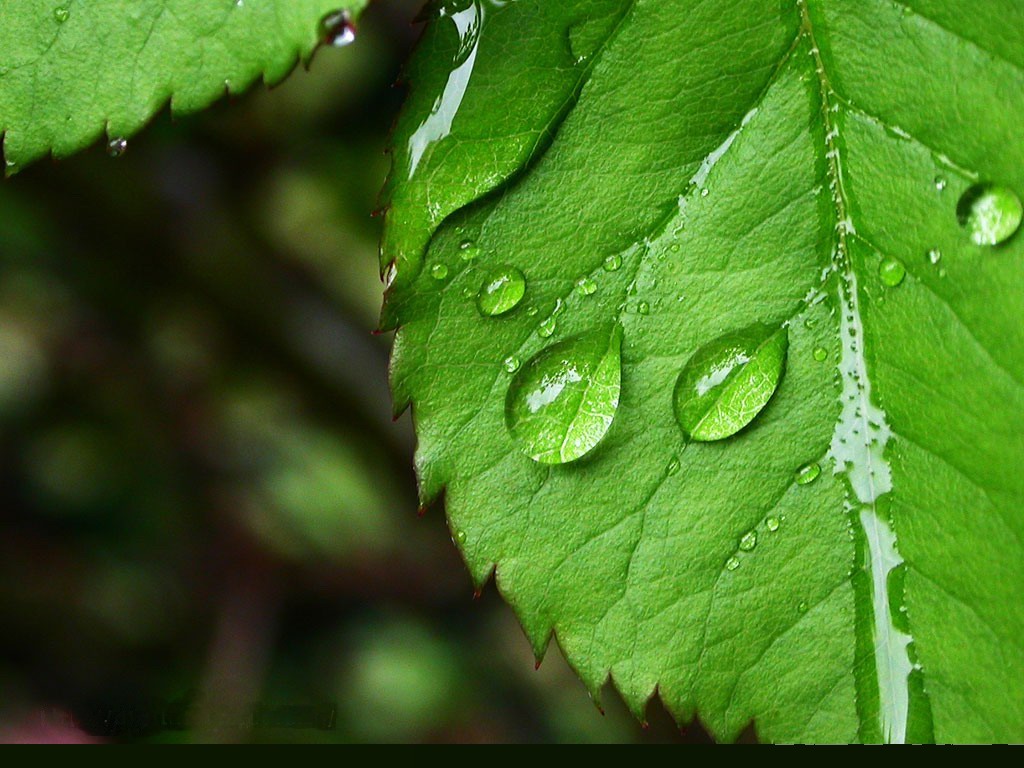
{"left": 739, "top": 530, "right": 758, "bottom": 552}
{"left": 537, "top": 316, "right": 557, "bottom": 338}
{"left": 320, "top": 10, "right": 356, "bottom": 47}
{"left": 926, "top": 248, "right": 942, "bottom": 265}
{"left": 795, "top": 461, "right": 821, "bottom": 485}
{"left": 637, "top": 301, "right": 650, "bottom": 315}
{"left": 725, "top": 556, "right": 740, "bottom": 572}
{"left": 957, "top": 183, "right": 1023, "bottom": 246}
{"left": 459, "top": 239, "right": 480, "bottom": 260}
{"left": 503, "top": 355, "right": 521, "bottom": 374}
{"left": 430, "top": 263, "right": 449, "bottom": 281}
{"left": 813, "top": 347, "right": 828, "bottom": 363}
{"left": 666, "top": 456, "right": 680, "bottom": 475}
{"left": 766, "top": 516, "right": 780, "bottom": 532}
{"left": 455, "top": 530, "right": 467, "bottom": 543}
{"left": 383, "top": 261, "right": 398, "bottom": 289}
{"left": 700, "top": 188, "right": 709, "bottom": 198}
{"left": 575, "top": 276, "right": 597, "bottom": 296}
{"left": 53, "top": 6, "right": 69, "bottom": 23}
{"left": 879, "top": 257, "right": 906, "bottom": 287}
{"left": 505, "top": 326, "right": 623, "bottom": 464}
{"left": 476, "top": 265, "right": 526, "bottom": 316}
{"left": 934, "top": 176, "right": 947, "bottom": 191}
{"left": 797, "top": 601, "right": 809, "bottom": 613}
{"left": 673, "top": 323, "right": 788, "bottom": 442}
{"left": 106, "top": 137, "right": 127, "bottom": 157}
{"left": 603, "top": 254, "right": 622, "bottom": 272}
{"left": 804, "top": 317, "right": 817, "bottom": 329}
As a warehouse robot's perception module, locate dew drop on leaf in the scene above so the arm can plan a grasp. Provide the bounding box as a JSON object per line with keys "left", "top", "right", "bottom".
{"left": 666, "top": 456, "right": 680, "bottom": 475}
{"left": 53, "top": 6, "right": 69, "bottom": 23}
{"left": 476, "top": 265, "right": 526, "bottom": 316}
{"left": 503, "top": 355, "right": 521, "bottom": 374}
{"left": 505, "top": 326, "right": 623, "bottom": 465}
{"left": 956, "top": 183, "right": 1023, "bottom": 246}
{"left": 725, "top": 556, "right": 740, "bottom": 572}
{"left": 320, "top": 10, "right": 356, "bottom": 48}
{"left": 575, "top": 276, "right": 597, "bottom": 296}
{"left": 813, "top": 347, "right": 828, "bottom": 363}
{"left": 926, "top": 248, "right": 942, "bottom": 265}
{"left": 106, "top": 137, "right": 127, "bottom": 157}
{"left": 879, "top": 257, "right": 906, "bottom": 287}
{"left": 795, "top": 461, "right": 821, "bottom": 485}
{"left": 603, "top": 254, "right": 622, "bottom": 272}
{"left": 383, "top": 261, "right": 398, "bottom": 289}
{"left": 934, "top": 176, "right": 947, "bottom": 191}
{"left": 797, "top": 601, "right": 809, "bottom": 614}
{"left": 766, "top": 516, "right": 781, "bottom": 532}
{"left": 637, "top": 301, "right": 650, "bottom": 315}
{"left": 430, "top": 263, "right": 449, "bottom": 281}
{"left": 537, "top": 316, "right": 557, "bottom": 338}
{"left": 673, "top": 322, "right": 788, "bottom": 442}
{"left": 459, "top": 239, "right": 480, "bottom": 260}
{"left": 739, "top": 530, "right": 758, "bottom": 552}
{"left": 455, "top": 530, "right": 467, "bottom": 543}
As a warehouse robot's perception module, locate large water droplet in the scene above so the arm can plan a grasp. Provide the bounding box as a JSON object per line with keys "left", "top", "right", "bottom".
{"left": 320, "top": 10, "right": 356, "bottom": 47}
{"left": 957, "top": 183, "right": 1023, "bottom": 245}
{"left": 673, "top": 323, "right": 788, "bottom": 442}
{"left": 477, "top": 266, "right": 526, "bottom": 316}
{"left": 505, "top": 326, "right": 623, "bottom": 464}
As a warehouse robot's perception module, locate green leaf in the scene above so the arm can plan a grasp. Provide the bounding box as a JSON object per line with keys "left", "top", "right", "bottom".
{"left": 384, "top": 0, "right": 1024, "bottom": 744}
{"left": 0, "top": 0, "right": 366, "bottom": 172}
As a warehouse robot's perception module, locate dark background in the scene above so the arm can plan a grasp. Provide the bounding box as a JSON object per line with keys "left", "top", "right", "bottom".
{"left": 0, "top": 1, "right": 723, "bottom": 743}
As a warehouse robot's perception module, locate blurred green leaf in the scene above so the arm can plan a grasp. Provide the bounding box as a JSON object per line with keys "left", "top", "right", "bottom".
{"left": 0, "top": 0, "right": 368, "bottom": 171}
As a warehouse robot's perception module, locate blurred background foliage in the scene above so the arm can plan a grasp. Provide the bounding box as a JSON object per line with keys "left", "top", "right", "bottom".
{"left": 0, "top": 1, "right": 715, "bottom": 743}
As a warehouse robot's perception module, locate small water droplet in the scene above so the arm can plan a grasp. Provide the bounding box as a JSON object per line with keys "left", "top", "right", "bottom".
{"left": 459, "top": 239, "right": 481, "bottom": 260}
{"left": 320, "top": 10, "right": 357, "bottom": 47}
{"left": 106, "top": 137, "right": 127, "bottom": 157}
{"left": 537, "top": 316, "right": 557, "bottom": 338}
{"left": 934, "top": 176, "right": 947, "bottom": 191}
{"left": 674, "top": 323, "right": 788, "bottom": 442}
{"left": 476, "top": 265, "right": 526, "bottom": 316}
{"left": 700, "top": 188, "right": 709, "bottom": 197}
{"left": 879, "top": 257, "right": 906, "bottom": 287}
{"left": 804, "top": 317, "right": 817, "bottom": 330}
{"left": 575, "top": 276, "right": 597, "bottom": 296}
{"left": 957, "top": 183, "right": 1023, "bottom": 246}
{"left": 455, "top": 530, "right": 467, "bottom": 543}
{"left": 603, "top": 254, "right": 622, "bottom": 272}
{"left": 766, "top": 516, "right": 780, "bottom": 532}
{"left": 505, "top": 326, "right": 623, "bottom": 464}
{"left": 637, "top": 301, "right": 650, "bottom": 315}
{"left": 53, "top": 6, "right": 70, "bottom": 22}
{"left": 797, "top": 601, "right": 809, "bottom": 613}
{"left": 725, "top": 556, "right": 740, "bottom": 572}
{"left": 666, "top": 456, "right": 680, "bottom": 475}
{"left": 430, "top": 263, "right": 449, "bottom": 281}
{"left": 669, "top": 243, "right": 680, "bottom": 253}
{"left": 526, "top": 306, "right": 538, "bottom": 317}
{"left": 795, "top": 461, "right": 821, "bottom": 485}
{"left": 503, "top": 355, "right": 521, "bottom": 374}
{"left": 739, "top": 530, "right": 758, "bottom": 552}
{"left": 926, "top": 248, "right": 942, "bottom": 265}
{"left": 383, "top": 261, "right": 398, "bottom": 289}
